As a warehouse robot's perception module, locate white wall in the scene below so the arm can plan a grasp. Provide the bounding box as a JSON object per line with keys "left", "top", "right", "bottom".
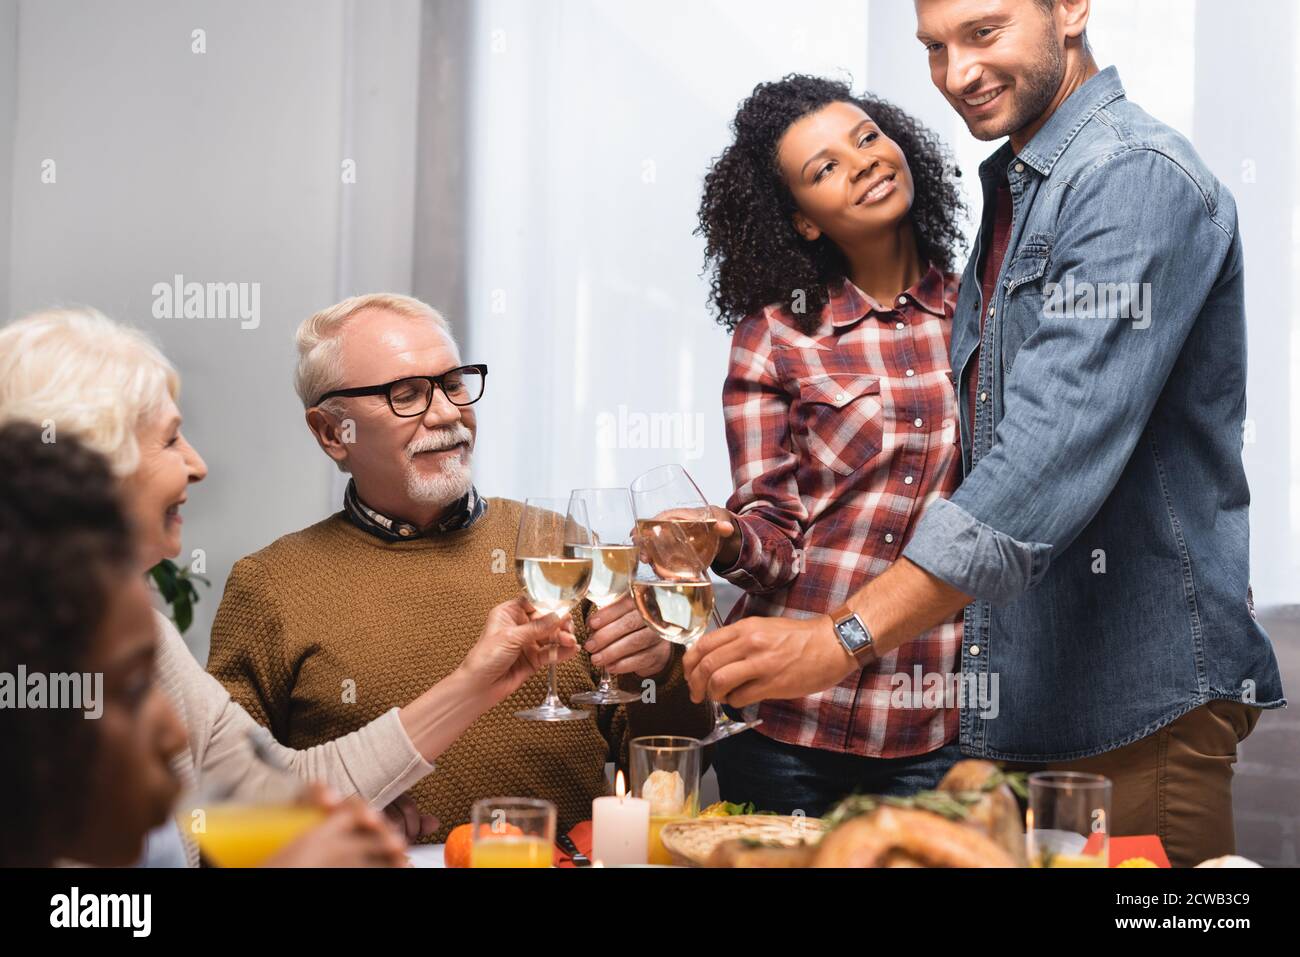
{"left": 0, "top": 1, "right": 17, "bottom": 322}
{"left": 5, "top": 0, "right": 421, "bottom": 658}
{"left": 462, "top": 0, "right": 869, "bottom": 514}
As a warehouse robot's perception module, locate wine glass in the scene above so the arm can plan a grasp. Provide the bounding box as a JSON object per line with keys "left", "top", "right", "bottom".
{"left": 629, "top": 464, "right": 721, "bottom": 570}
{"left": 626, "top": 488, "right": 760, "bottom": 746}
{"left": 568, "top": 488, "right": 642, "bottom": 706}
{"left": 513, "top": 497, "right": 594, "bottom": 722}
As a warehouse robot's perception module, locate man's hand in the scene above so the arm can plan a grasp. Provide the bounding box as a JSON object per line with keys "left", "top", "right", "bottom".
{"left": 586, "top": 593, "right": 672, "bottom": 677}
{"left": 459, "top": 596, "right": 579, "bottom": 705}
{"left": 682, "top": 613, "right": 855, "bottom": 707}
{"left": 382, "top": 793, "right": 439, "bottom": 843}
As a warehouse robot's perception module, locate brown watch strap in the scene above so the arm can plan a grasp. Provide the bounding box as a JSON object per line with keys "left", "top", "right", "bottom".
{"left": 831, "top": 604, "right": 879, "bottom": 667}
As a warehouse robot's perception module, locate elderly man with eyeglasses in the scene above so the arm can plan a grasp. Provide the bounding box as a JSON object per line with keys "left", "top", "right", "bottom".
{"left": 207, "top": 293, "right": 708, "bottom": 841}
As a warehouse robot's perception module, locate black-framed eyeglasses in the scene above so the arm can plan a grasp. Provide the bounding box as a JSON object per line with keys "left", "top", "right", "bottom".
{"left": 316, "top": 364, "right": 488, "bottom": 417}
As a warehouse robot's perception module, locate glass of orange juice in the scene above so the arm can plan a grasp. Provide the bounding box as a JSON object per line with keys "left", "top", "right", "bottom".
{"left": 631, "top": 735, "right": 701, "bottom": 866}
{"left": 1026, "top": 771, "right": 1112, "bottom": 868}
{"left": 177, "top": 728, "right": 326, "bottom": 867}
{"left": 186, "top": 803, "right": 326, "bottom": 868}
{"left": 470, "top": 798, "right": 556, "bottom": 868}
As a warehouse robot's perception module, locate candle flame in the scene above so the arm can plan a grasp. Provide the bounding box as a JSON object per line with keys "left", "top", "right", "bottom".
{"left": 615, "top": 770, "right": 626, "bottom": 799}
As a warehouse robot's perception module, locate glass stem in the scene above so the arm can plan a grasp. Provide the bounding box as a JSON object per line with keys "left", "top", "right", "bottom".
{"left": 704, "top": 608, "right": 737, "bottom": 725}
{"left": 544, "top": 642, "right": 561, "bottom": 705}
{"left": 688, "top": 631, "right": 736, "bottom": 730}
{"left": 592, "top": 597, "right": 622, "bottom": 693}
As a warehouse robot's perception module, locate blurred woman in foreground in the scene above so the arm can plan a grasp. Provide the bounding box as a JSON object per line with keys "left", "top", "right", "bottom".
{"left": 0, "top": 422, "right": 407, "bottom": 867}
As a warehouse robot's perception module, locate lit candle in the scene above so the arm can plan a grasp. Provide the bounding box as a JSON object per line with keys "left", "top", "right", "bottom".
{"left": 591, "top": 771, "right": 649, "bottom": 866}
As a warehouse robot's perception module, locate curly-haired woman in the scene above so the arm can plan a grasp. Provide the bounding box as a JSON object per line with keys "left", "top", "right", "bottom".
{"left": 696, "top": 75, "right": 968, "bottom": 813}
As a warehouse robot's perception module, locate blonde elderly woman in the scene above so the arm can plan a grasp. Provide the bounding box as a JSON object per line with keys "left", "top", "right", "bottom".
{"left": 0, "top": 306, "right": 578, "bottom": 866}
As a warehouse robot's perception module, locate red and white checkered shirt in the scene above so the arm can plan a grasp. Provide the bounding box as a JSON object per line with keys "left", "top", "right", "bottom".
{"left": 717, "top": 264, "right": 963, "bottom": 758}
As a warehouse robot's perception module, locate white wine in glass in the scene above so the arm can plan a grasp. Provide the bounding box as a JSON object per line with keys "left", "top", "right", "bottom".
{"left": 580, "top": 544, "right": 638, "bottom": 606}
{"left": 514, "top": 497, "right": 593, "bottom": 722}
{"left": 515, "top": 555, "right": 593, "bottom": 617}
{"left": 628, "top": 488, "right": 760, "bottom": 747}
{"left": 630, "top": 578, "right": 714, "bottom": 645}
{"left": 569, "top": 488, "right": 642, "bottom": 706}
{"left": 633, "top": 516, "right": 719, "bottom": 570}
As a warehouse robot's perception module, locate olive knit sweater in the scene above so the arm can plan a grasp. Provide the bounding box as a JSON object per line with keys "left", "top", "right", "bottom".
{"left": 206, "top": 497, "right": 709, "bottom": 841}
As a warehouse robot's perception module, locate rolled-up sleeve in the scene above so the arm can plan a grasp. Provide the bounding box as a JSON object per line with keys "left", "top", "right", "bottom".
{"left": 714, "top": 316, "right": 806, "bottom": 594}
{"left": 903, "top": 497, "right": 1051, "bottom": 602}
{"left": 904, "top": 149, "right": 1234, "bottom": 603}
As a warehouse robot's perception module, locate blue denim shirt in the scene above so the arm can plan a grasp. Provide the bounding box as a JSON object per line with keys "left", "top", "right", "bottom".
{"left": 902, "top": 67, "right": 1286, "bottom": 761}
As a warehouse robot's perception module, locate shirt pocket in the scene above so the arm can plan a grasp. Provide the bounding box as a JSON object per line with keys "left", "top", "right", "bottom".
{"left": 791, "top": 373, "right": 884, "bottom": 477}
{"left": 1001, "top": 243, "right": 1051, "bottom": 376}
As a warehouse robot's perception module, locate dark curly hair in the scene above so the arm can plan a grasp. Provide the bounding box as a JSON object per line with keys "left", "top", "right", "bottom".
{"left": 0, "top": 421, "right": 134, "bottom": 866}
{"left": 698, "top": 74, "right": 967, "bottom": 333}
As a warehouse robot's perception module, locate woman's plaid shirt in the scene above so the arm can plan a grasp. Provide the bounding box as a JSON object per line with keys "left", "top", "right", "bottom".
{"left": 716, "top": 265, "right": 963, "bottom": 757}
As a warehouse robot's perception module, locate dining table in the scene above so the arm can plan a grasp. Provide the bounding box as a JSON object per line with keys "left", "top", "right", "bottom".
{"left": 406, "top": 845, "right": 445, "bottom": 868}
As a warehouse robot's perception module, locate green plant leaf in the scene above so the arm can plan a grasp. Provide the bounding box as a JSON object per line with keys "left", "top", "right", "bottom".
{"left": 149, "top": 560, "right": 180, "bottom": 603}
{"left": 147, "top": 557, "right": 209, "bottom": 635}
{"left": 173, "top": 594, "right": 193, "bottom": 634}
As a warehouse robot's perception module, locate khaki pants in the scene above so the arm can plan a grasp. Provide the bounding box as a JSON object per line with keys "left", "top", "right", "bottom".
{"left": 1015, "top": 700, "right": 1261, "bottom": 868}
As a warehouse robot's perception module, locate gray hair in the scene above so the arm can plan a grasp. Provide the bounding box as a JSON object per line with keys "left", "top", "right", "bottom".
{"left": 294, "top": 292, "right": 452, "bottom": 411}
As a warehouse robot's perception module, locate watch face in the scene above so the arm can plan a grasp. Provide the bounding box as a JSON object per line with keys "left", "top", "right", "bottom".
{"left": 836, "top": 615, "right": 870, "bottom": 652}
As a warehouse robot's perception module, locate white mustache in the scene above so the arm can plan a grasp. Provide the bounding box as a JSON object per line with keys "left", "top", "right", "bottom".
{"left": 406, "top": 426, "right": 473, "bottom": 459}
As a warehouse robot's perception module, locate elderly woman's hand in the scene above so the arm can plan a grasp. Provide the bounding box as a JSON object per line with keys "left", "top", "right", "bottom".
{"left": 459, "top": 596, "right": 579, "bottom": 705}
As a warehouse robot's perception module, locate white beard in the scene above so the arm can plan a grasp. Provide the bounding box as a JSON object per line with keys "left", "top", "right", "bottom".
{"left": 404, "top": 425, "right": 474, "bottom": 506}
{"left": 405, "top": 453, "right": 473, "bottom": 506}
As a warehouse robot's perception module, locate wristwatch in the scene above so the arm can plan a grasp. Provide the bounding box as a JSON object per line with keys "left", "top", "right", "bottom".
{"left": 830, "top": 603, "right": 879, "bottom": 668}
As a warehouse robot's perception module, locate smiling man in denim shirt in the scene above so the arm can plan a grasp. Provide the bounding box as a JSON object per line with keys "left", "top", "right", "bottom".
{"left": 684, "top": 0, "right": 1285, "bottom": 866}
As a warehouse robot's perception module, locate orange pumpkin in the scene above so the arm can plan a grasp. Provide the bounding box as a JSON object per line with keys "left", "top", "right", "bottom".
{"left": 444, "top": 824, "right": 476, "bottom": 869}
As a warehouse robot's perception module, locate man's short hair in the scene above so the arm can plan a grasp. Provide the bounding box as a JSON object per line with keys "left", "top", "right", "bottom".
{"left": 294, "top": 293, "right": 452, "bottom": 411}
{"left": 1031, "top": 1, "right": 1090, "bottom": 51}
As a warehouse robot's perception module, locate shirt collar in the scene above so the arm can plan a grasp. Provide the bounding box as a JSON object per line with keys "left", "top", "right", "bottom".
{"left": 1014, "top": 66, "right": 1126, "bottom": 176}
{"left": 830, "top": 261, "right": 950, "bottom": 329}
{"left": 343, "top": 479, "right": 487, "bottom": 541}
